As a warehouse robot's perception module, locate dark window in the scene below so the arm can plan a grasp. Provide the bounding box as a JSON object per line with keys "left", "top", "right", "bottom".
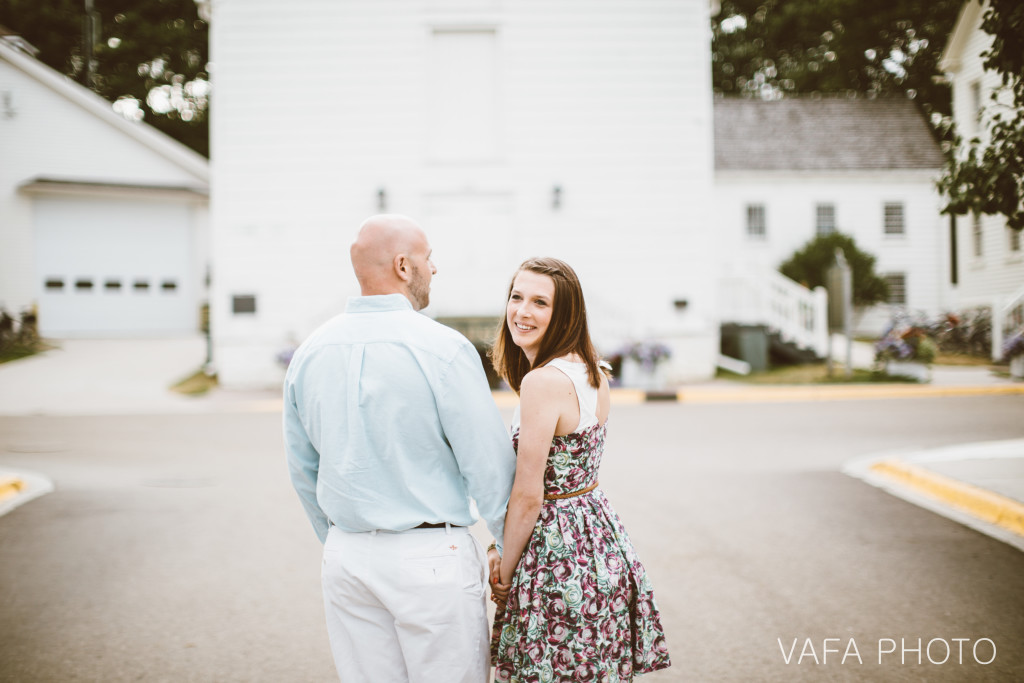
{"left": 105, "top": 280, "right": 122, "bottom": 291}
{"left": 1009, "top": 227, "right": 1021, "bottom": 253}
{"left": 884, "top": 273, "right": 907, "bottom": 306}
{"left": 884, "top": 203, "right": 904, "bottom": 235}
{"left": 746, "top": 204, "right": 766, "bottom": 239}
{"left": 161, "top": 280, "right": 178, "bottom": 292}
{"left": 75, "top": 279, "right": 94, "bottom": 291}
{"left": 232, "top": 294, "right": 257, "bottom": 315}
{"left": 133, "top": 280, "right": 150, "bottom": 292}
{"left": 972, "top": 214, "right": 983, "bottom": 258}
{"left": 44, "top": 278, "right": 64, "bottom": 291}
{"left": 816, "top": 204, "right": 835, "bottom": 236}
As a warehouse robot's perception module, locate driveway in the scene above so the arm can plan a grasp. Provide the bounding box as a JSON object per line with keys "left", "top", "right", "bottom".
{"left": 0, "top": 337, "right": 212, "bottom": 416}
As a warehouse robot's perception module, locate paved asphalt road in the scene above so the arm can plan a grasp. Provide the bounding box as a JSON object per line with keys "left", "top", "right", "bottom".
{"left": 2, "top": 395, "right": 1023, "bottom": 682}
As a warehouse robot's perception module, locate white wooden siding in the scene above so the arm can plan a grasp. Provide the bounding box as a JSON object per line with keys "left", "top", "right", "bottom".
{"left": 211, "top": 0, "right": 717, "bottom": 386}
{"left": 943, "top": 3, "right": 1024, "bottom": 311}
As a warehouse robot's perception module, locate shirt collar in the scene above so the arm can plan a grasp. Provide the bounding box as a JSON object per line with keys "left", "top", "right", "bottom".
{"left": 345, "top": 293, "right": 415, "bottom": 314}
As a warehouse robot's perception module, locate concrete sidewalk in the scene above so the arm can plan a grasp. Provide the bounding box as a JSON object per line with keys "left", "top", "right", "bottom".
{"left": 1, "top": 337, "right": 1022, "bottom": 552}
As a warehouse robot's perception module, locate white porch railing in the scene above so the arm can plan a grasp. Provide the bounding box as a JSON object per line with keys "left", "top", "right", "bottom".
{"left": 719, "top": 268, "right": 829, "bottom": 358}
{"left": 995, "top": 285, "right": 1024, "bottom": 361}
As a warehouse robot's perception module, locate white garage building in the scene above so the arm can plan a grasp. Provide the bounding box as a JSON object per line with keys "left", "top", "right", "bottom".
{"left": 0, "top": 37, "right": 209, "bottom": 338}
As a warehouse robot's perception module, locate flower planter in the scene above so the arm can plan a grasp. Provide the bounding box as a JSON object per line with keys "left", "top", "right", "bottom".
{"left": 620, "top": 358, "right": 665, "bottom": 390}
{"left": 885, "top": 360, "right": 931, "bottom": 383}
{"left": 1011, "top": 355, "right": 1024, "bottom": 380}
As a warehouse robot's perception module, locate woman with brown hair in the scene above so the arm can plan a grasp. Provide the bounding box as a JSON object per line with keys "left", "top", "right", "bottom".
{"left": 488, "top": 257, "right": 671, "bottom": 681}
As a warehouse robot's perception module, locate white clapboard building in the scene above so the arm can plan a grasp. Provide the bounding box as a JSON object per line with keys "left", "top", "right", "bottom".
{"left": 939, "top": 0, "right": 1024, "bottom": 356}
{"left": 0, "top": 35, "right": 210, "bottom": 337}
{"left": 714, "top": 97, "right": 949, "bottom": 337}
{"left": 209, "top": 0, "right": 721, "bottom": 387}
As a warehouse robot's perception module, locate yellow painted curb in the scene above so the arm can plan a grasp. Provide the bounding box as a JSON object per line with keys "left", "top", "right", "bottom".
{"left": 0, "top": 476, "right": 26, "bottom": 503}
{"left": 608, "top": 389, "right": 648, "bottom": 404}
{"left": 675, "top": 384, "right": 1024, "bottom": 404}
{"left": 195, "top": 382, "right": 1024, "bottom": 413}
{"left": 870, "top": 460, "right": 1024, "bottom": 538}
{"left": 492, "top": 389, "right": 648, "bottom": 407}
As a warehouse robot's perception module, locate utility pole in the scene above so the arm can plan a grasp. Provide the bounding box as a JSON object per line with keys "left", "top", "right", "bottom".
{"left": 826, "top": 248, "right": 853, "bottom": 379}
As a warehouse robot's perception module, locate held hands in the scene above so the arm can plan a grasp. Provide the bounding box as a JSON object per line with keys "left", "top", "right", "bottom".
{"left": 487, "top": 546, "right": 511, "bottom": 609}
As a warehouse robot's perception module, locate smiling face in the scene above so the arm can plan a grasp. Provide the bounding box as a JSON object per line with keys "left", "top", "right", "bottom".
{"left": 506, "top": 269, "right": 556, "bottom": 362}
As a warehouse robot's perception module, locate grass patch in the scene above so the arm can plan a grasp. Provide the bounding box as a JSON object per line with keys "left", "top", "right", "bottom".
{"left": 933, "top": 352, "right": 994, "bottom": 367}
{"left": 0, "top": 339, "right": 55, "bottom": 365}
{"left": 0, "top": 347, "right": 38, "bottom": 364}
{"left": 717, "top": 363, "right": 921, "bottom": 384}
{"left": 171, "top": 368, "right": 218, "bottom": 396}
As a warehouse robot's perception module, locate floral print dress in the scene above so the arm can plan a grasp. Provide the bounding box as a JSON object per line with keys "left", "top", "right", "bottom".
{"left": 491, "top": 361, "right": 671, "bottom": 682}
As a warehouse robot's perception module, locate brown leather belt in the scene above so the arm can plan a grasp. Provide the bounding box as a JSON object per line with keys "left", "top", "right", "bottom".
{"left": 415, "top": 522, "right": 463, "bottom": 529}
{"left": 544, "top": 481, "right": 599, "bottom": 500}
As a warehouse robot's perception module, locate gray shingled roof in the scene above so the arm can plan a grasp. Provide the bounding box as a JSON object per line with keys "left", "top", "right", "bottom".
{"left": 714, "top": 97, "right": 944, "bottom": 171}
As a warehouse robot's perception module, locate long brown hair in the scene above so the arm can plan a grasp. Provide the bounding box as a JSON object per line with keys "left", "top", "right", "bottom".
{"left": 490, "top": 257, "right": 603, "bottom": 394}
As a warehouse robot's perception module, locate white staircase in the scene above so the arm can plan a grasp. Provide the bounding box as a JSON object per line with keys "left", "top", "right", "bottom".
{"left": 719, "top": 268, "right": 829, "bottom": 359}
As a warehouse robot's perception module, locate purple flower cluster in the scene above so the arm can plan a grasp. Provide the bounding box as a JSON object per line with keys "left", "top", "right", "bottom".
{"left": 874, "top": 336, "right": 914, "bottom": 360}
{"left": 275, "top": 346, "right": 296, "bottom": 368}
{"left": 875, "top": 314, "right": 938, "bottom": 364}
{"left": 618, "top": 341, "right": 672, "bottom": 370}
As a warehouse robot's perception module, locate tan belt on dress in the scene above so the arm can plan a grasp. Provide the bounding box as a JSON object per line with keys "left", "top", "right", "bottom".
{"left": 544, "top": 481, "right": 599, "bottom": 500}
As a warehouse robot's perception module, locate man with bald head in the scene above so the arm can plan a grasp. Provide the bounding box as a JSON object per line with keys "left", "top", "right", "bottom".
{"left": 284, "top": 215, "right": 516, "bottom": 682}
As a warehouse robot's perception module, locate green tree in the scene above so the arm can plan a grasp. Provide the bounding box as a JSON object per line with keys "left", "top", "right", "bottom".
{"left": 0, "top": 0, "right": 209, "bottom": 156}
{"left": 712, "top": 0, "right": 962, "bottom": 120}
{"left": 937, "top": 0, "right": 1024, "bottom": 232}
{"left": 779, "top": 232, "right": 889, "bottom": 307}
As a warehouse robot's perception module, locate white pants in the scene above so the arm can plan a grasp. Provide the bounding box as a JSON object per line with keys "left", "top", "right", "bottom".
{"left": 322, "top": 524, "right": 490, "bottom": 683}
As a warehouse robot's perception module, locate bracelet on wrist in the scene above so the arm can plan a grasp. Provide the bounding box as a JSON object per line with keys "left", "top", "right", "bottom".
{"left": 486, "top": 541, "right": 497, "bottom": 552}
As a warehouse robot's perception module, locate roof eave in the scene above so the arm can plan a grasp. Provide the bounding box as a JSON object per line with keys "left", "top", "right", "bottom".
{"left": 939, "top": 0, "right": 984, "bottom": 74}
{"left": 0, "top": 40, "right": 209, "bottom": 182}
{"left": 19, "top": 176, "right": 209, "bottom": 202}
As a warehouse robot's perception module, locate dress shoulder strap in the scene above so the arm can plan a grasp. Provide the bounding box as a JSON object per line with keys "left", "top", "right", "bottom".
{"left": 545, "top": 358, "right": 599, "bottom": 432}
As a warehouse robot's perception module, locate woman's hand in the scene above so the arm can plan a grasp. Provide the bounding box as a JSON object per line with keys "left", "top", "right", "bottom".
{"left": 491, "top": 579, "right": 511, "bottom": 609}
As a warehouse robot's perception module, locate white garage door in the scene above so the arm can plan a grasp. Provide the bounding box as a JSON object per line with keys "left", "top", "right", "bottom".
{"left": 34, "top": 196, "right": 195, "bottom": 336}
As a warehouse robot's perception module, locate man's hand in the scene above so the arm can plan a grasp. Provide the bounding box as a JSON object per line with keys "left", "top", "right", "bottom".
{"left": 487, "top": 547, "right": 501, "bottom": 581}
{"left": 487, "top": 547, "right": 510, "bottom": 609}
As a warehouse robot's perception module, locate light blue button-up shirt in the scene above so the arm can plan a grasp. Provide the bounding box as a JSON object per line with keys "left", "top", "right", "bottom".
{"left": 284, "top": 294, "right": 516, "bottom": 549}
